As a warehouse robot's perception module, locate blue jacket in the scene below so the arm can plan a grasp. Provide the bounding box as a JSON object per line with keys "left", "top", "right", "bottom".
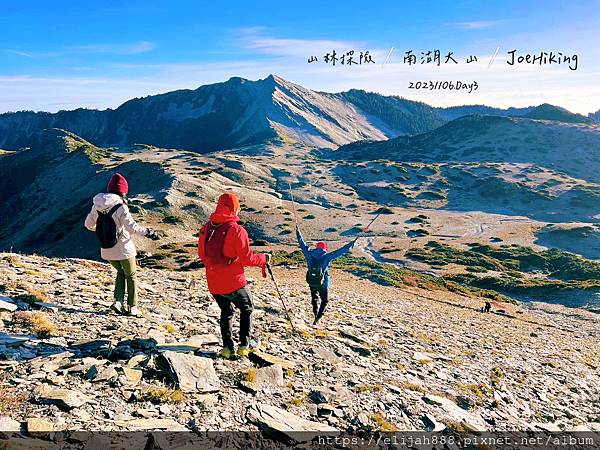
{"left": 296, "top": 228, "right": 355, "bottom": 288}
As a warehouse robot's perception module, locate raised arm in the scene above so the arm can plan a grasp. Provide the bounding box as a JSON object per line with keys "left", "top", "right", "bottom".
{"left": 84, "top": 205, "right": 98, "bottom": 231}
{"left": 296, "top": 226, "right": 310, "bottom": 259}
{"left": 324, "top": 238, "right": 356, "bottom": 264}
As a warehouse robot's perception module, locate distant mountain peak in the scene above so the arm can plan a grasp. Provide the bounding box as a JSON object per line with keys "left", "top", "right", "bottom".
{"left": 523, "top": 103, "right": 594, "bottom": 124}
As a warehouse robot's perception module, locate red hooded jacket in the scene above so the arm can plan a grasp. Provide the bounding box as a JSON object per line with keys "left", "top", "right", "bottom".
{"left": 198, "top": 193, "right": 267, "bottom": 295}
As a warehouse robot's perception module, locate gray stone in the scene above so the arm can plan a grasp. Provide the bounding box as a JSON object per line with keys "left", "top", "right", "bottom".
{"left": 85, "top": 365, "right": 118, "bottom": 382}
{"left": 249, "top": 350, "right": 295, "bottom": 369}
{"left": 246, "top": 404, "right": 337, "bottom": 443}
{"left": 0, "top": 296, "right": 17, "bottom": 312}
{"left": 422, "top": 413, "right": 446, "bottom": 432}
{"left": 0, "top": 332, "right": 29, "bottom": 346}
{"left": 422, "top": 394, "right": 487, "bottom": 432}
{"left": 33, "top": 302, "right": 60, "bottom": 313}
{"left": 317, "top": 404, "right": 335, "bottom": 417}
{"left": 114, "top": 418, "right": 188, "bottom": 431}
{"left": 0, "top": 416, "right": 21, "bottom": 432}
{"left": 311, "top": 347, "right": 341, "bottom": 364}
{"left": 533, "top": 422, "right": 562, "bottom": 432}
{"left": 241, "top": 364, "right": 285, "bottom": 392}
{"left": 117, "top": 338, "right": 157, "bottom": 352}
{"left": 34, "top": 385, "right": 90, "bottom": 410}
{"left": 26, "top": 417, "right": 56, "bottom": 433}
{"left": 413, "top": 352, "right": 434, "bottom": 364}
{"left": 156, "top": 351, "right": 220, "bottom": 393}
{"left": 121, "top": 367, "right": 143, "bottom": 385}
{"left": 72, "top": 339, "right": 112, "bottom": 357}
{"left": 126, "top": 354, "right": 149, "bottom": 368}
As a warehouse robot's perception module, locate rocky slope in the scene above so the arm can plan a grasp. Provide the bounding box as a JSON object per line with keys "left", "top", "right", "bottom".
{"left": 333, "top": 113, "right": 600, "bottom": 221}
{"left": 334, "top": 115, "right": 600, "bottom": 182}
{"left": 0, "top": 252, "right": 599, "bottom": 440}
{"left": 0, "top": 129, "right": 174, "bottom": 259}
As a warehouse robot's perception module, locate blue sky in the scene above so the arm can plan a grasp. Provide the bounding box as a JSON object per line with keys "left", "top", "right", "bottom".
{"left": 1, "top": 0, "right": 599, "bottom": 113}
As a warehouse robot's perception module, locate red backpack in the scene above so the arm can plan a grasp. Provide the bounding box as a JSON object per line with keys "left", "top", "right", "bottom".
{"left": 201, "top": 222, "right": 236, "bottom": 266}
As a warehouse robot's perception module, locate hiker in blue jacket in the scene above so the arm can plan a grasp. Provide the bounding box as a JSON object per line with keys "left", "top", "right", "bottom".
{"left": 296, "top": 226, "right": 357, "bottom": 325}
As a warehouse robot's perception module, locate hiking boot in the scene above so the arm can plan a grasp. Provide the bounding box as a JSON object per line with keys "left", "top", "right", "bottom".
{"left": 313, "top": 315, "right": 323, "bottom": 326}
{"left": 128, "top": 306, "right": 142, "bottom": 317}
{"left": 111, "top": 301, "right": 125, "bottom": 314}
{"left": 237, "top": 338, "right": 260, "bottom": 357}
{"left": 217, "top": 347, "right": 236, "bottom": 360}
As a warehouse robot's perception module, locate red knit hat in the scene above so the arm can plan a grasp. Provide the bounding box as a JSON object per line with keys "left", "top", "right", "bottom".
{"left": 316, "top": 242, "right": 328, "bottom": 251}
{"left": 107, "top": 173, "right": 129, "bottom": 195}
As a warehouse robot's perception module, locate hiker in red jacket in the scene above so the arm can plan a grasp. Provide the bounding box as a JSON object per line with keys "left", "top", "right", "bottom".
{"left": 198, "top": 192, "right": 270, "bottom": 359}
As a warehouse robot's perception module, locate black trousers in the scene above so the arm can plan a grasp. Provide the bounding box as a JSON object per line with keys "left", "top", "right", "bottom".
{"left": 213, "top": 286, "right": 253, "bottom": 350}
{"left": 310, "top": 285, "right": 329, "bottom": 319}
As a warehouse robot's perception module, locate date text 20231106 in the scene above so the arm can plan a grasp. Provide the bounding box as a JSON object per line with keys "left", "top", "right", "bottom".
{"left": 408, "top": 81, "right": 479, "bottom": 93}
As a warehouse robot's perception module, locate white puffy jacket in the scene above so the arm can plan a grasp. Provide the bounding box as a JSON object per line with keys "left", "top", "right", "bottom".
{"left": 84, "top": 193, "right": 148, "bottom": 261}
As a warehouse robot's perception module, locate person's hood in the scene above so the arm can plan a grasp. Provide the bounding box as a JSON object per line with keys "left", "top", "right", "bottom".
{"left": 209, "top": 192, "right": 240, "bottom": 224}
{"left": 309, "top": 248, "right": 327, "bottom": 259}
{"left": 93, "top": 193, "right": 123, "bottom": 213}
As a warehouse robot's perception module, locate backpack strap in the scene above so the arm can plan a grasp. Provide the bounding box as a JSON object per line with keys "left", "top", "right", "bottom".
{"left": 100, "top": 203, "right": 123, "bottom": 216}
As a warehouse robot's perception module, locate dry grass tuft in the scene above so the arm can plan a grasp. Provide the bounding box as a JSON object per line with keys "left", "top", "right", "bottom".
{"left": 286, "top": 394, "right": 308, "bottom": 407}
{"left": 144, "top": 387, "right": 185, "bottom": 404}
{"left": 2, "top": 255, "right": 27, "bottom": 268}
{"left": 354, "top": 383, "right": 383, "bottom": 394}
{"left": 314, "top": 329, "right": 337, "bottom": 338}
{"left": 245, "top": 368, "right": 257, "bottom": 383}
{"left": 11, "top": 283, "right": 50, "bottom": 304}
{"left": 370, "top": 412, "right": 398, "bottom": 432}
{"left": 13, "top": 311, "right": 58, "bottom": 336}
{"left": 0, "top": 386, "right": 28, "bottom": 413}
{"left": 400, "top": 381, "right": 426, "bottom": 393}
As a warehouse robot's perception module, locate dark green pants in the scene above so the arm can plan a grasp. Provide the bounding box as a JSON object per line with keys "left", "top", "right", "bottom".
{"left": 109, "top": 258, "right": 137, "bottom": 306}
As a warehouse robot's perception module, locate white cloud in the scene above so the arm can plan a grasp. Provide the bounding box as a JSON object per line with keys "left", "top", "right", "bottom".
{"left": 236, "top": 27, "right": 367, "bottom": 59}
{"left": 445, "top": 20, "right": 502, "bottom": 30}
{"left": 66, "top": 41, "right": 155, "bottom": 55}
{"left": 3, "top": 41, "right": 155, "bottom": 58}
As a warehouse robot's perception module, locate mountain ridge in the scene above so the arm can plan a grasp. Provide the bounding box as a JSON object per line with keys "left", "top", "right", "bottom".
{"left": 0, "top": 75, "right": 592, "bottom": 153}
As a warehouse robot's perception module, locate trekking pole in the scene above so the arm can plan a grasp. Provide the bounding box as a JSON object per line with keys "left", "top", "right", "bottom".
{"left": 288, "top": 183, "right": 298, "bottom": 226}
{"left": 362, "top": 212, "right": 382, "bottom": 233}
{"left": 266, "top": 264, "right": 296, "bottom": 332}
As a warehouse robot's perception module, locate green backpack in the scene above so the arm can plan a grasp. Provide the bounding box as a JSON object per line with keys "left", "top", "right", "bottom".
{"left": 306, "top": 262, "right": 325, "bottom": 288}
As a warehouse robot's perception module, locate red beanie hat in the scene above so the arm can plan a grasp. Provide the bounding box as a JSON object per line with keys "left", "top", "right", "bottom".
{"left": 316, "top": 242, "right": 328, "bottom": 251}
{"left": 217, "top": 192, "right": 240, "bottom": 214}
{"left": 107, "top": 173, "right": 129, "bottom": 195}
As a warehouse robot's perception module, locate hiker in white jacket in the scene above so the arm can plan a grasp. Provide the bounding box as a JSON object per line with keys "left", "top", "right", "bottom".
{"left": 85, "top": 173, "right": 160, "bottom": 316}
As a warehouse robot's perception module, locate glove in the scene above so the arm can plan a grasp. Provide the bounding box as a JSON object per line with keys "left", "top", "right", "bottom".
{"left": 146, "top": 228, "right": 161, "bottom": 241}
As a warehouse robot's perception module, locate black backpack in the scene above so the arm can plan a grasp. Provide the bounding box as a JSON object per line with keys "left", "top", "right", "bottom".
{"left": 95, "top": 204, "right": 123, "bottom": 249}
{"left": 306, "top": 257, "right": 326, "bottom": 288}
